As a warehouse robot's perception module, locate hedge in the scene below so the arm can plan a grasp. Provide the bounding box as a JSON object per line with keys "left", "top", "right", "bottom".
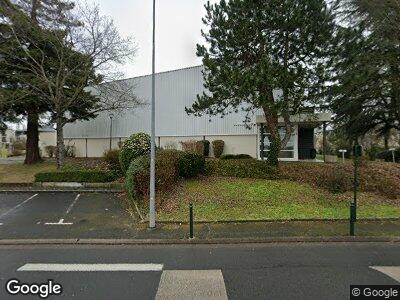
{"left": 35, "top": 170, "right": 118, "bottom": 183}
{"left": 177, "top": 151, "right": 205, "bottom": 178}
{"left": 220, "top": 154, "right": 252, "bottom": 160}
{"left": 205, "top": 159, "right": 280, "bottom": 179}
{"left": 125, "top": 150, "right": 179, "bottom": 204}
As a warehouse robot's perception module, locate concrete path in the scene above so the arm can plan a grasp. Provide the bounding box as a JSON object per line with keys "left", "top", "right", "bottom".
{"left": 0, "top": 156, "right": 24, "bottom": 165}
{"left": 0, "top": 243, "right": 399, "bottom": 299}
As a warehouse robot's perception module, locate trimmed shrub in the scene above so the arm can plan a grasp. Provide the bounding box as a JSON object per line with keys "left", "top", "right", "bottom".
{"left": 45, "top": 145, "right": 57, "bottom": 158}
{"left": 125, "top": 150, "right": 179, "bottom": 204}
{"left": 177, "top": 151, "right": 205, "bottom": 178}
{"left": 316, "top": 170, "right": 352, "bottom": 193}
{"left": 220, "top": 154, "right": 252, "bottom": 160}
{"left": 365, "top": 145, "right": 385, "bottom": 161}
{"left": 202, "top": 140, "right": 210, "bottom": 156}
{"left": 103, "top": 149, "right": 122, "bottom": 174}
{"left": 12, "top": 139, "right": 26, "bottom": 151}
{"left": 119, "top": 132, "right": 151, "bottom": 173}
{"left": 205, "top": 159, "right": 280, "bottom": 179}
{"left": 212, "top": 140, "right": 224, "bottom": 158}
{"left": 35, "top": 170, "right": 117, "bottom": 183}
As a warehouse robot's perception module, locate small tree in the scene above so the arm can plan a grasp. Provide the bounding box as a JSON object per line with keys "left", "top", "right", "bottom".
{"left": 2, "top": 1, "right": 140, "bottom": 168}
{"left": 186, "top": 0, "right": 335, "bottom": 165}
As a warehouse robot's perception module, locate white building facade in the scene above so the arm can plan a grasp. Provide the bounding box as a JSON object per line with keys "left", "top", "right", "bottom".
{"left": 63, "top": 66, "right": 330, "bottom": 160}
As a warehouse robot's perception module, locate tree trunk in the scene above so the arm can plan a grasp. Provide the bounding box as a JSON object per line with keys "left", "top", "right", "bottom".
{"left": 24, "top": 109, "right": 42, "bottom": 164}
{"left": 263, "top": 108, "right": 280, "bottom": 167}
{"left": 56, "top": 118, "right": 64, "bottom": 169}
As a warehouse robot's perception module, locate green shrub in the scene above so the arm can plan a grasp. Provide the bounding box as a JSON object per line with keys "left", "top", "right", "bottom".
{"left": 202, "top": 140, "right": 210, "bottom": 156}
{"left": 212, "top": 140, "right": 224, "bottom": 158}
{"left": 205, "top": 159, "right": 280, "bottom": 179}
{"left": 125, "top": 150, "right": 179, "bottom": 204}
{"left": 220, "top": 154, "right": 252, "bottom": 160}
{"left": 119, "top": 132, "right": 151, "bottom": 173}
{"left": 365, "top": 145, "right": 385, "bottom": 161}
{"left": 180, "top": 140, "right": 204, "bottom": 155}
{"left": 64, "top": 145, "right": 76, "bottom": 158}
{"left": 316, "top": 169, "right": 352, "bottom": 193}
{"left": 44, "top": 145, "right": 57, "bottom": 158}
{"left": 35, "top": 170, "right": 118, "bottom": 183}
{"left": 12, "top": 139, "right": 26, "bottom": 151}
{"left": 177, "top": 151, "right": 205, "bottom": 178}
{"left": 103, "top": 149, "right": 122, "bottom": 174}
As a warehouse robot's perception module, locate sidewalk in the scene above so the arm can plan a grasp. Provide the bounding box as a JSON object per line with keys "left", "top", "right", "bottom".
{"left": 132, "top": 219, "right": 400, "bottom": 240}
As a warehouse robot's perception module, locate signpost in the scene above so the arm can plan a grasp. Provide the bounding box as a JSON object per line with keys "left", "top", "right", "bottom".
{"left": 350, "top": 145, "right": 362, "bottom": 236}
{"left": 389, "top": 148, "right": 396, "bottom": 163}
{"left": 338, "top": 149, "right": 347, "bottom": 163}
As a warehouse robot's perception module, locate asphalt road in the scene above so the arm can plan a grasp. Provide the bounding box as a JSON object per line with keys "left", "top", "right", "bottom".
{"left": 0, "top": 192, "right": 137, "bottom": 239}
{"left": 0, "top": 242, "right": 399, "bottom": 299}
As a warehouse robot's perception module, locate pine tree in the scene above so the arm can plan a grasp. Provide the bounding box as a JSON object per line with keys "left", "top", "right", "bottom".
{"left": 331, "top": 0, "right": 400, "bottom": 144}
{"left": 186, "top": 0, "right": 335, "bottom": 166}
{"left": 0, "top": 0, "right": 77, "bottom": 164}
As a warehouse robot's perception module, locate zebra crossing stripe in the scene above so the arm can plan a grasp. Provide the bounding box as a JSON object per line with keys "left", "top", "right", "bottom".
{"left": 370, "top": 266, "right": 400, "bottom": 282}
{"left": 156, "top": 270, "right": 228, "bottom": 300}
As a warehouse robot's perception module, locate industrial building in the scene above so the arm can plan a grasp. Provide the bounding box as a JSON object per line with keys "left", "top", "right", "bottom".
{"left": 63, "top": 65, "right": 330, "bottom": 160}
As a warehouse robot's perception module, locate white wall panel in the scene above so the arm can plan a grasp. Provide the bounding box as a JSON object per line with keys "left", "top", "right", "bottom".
{"left": 64, "top": 66, "right": 257, "bottom": 139}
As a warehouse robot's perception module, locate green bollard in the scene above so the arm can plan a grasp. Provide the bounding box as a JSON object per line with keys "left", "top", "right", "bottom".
{"left": 189, "top": 203, "right": 194, "bottom": 239}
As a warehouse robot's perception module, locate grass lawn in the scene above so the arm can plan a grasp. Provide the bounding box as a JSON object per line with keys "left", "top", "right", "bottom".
{"left": 0, "top": 161, "right": 56, "bottom": 183}
{"left": 0, "top": 158, "right": 107, "bottom": 183}
{"left": 158, "top": 176, "right": 400, "bottom": 221}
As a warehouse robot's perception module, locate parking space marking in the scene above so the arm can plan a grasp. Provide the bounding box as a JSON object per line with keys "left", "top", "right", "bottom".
{"left": 44, "top": 194, "right": 80, "bottom": 226}
{"left": 65, "top": 194, "right": 80, "bottom": 215}
{"left": 370, "top": 266, "right": 400, "bottom": 282}
{"left": 0, "top": 194, "right": 38, "bottom": 222}
{"left": 44, "top": 218, "right": 73, "bottom": 226}
{"left": 18, "top": 263, "right": 164, "bottom": 272}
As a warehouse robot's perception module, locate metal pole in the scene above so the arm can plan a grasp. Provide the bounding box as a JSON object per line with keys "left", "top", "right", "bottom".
{"left": 189, "top": 203, "right": 194, "bottom": 239}
{"left": 109, "top": 116, "right": 113, "bottom": 151}
{"left": 149, "top": 0, "right": 156, "bottom": 228}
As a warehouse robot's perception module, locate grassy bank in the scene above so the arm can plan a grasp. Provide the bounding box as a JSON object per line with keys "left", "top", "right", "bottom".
{"left": 158, "top": 176, "right": 400, "bottom": 221}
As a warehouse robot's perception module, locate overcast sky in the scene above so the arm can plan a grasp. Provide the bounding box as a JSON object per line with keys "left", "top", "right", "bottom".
{"left": 80, "top": 0, "right": 216, "bottom": 78}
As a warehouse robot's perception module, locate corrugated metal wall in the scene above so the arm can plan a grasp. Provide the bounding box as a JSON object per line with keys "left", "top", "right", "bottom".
{"left": 63, "top": 66, "right": 257, "bottom": 139}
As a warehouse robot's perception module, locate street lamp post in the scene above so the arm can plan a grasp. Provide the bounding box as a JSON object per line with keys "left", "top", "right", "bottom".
{"left": 149, "top": 0, "right": 156, "bottom": 228}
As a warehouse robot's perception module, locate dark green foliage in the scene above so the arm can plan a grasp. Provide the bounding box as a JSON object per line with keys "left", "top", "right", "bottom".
{"left": 103, "top": 149, "right": 122, "bottom": 174}
{"left": 202, "top": 140, "right": 210, "bottom": 156}
{"left": 35, "top": 170, "right": 117, "bottom": 183}
{"left": 377, "top": 149, "right": 400, "bottom": 163}
{"left": 316, "top": 170, "right": 352, "bottom": 194}
{"left": 212, "top": 140, "right": 224, "bottom": 158}
{"left": 177, "top": 151, "right": 205, "bottom": 178}
{"left": 125, "top": 150, "right": 179, "bottom": 203}
{"left": 365, "top": 145, "right": 386, "bottom": 161}
{"left": 205, "top": 159, "right": 280, "bottom": 179}
{"left": 119, "top": 133, "right": 151, "bottom": 173}
{"left": 331, "top": 1, "right": 400, "bottom": 140}
{"left": 220, "top": 154, "right": 252, "bottom": 160}
{"left": 186, "top": 0, "right": 335, "bottom": 166}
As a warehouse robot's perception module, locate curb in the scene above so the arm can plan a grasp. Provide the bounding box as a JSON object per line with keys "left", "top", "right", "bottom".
{"left": 0, "top": 236, "right": 399, "bottom": 245}
{"left": 157, "top": 218, "right": 400, "bottom": 224}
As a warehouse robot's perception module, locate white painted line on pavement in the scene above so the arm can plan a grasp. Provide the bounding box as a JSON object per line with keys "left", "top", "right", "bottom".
{"left": 370, "top": 266, "right": 400, "bottom": 282}
{"left": 44, "top": 219, "right": 73, "bottom": 226}
{"left": 65, "top": 194, "right": 80, "bottom": 215}
{"left": 156, "top": 270, "right": 228, "bottom": 300}
{"left": 0, "top": 194, "right": 38, "bottom": 221}
{"left": 18, "top": 263, "right": 164, "bottom": 272}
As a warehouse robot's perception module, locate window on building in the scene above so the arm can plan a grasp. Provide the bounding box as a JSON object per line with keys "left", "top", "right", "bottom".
{"left": 260, "top": 127, "right": 295, "bottom": 159}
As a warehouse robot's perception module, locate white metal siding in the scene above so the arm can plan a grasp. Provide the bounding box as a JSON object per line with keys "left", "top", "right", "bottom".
{"left": 63, "top": 66, "right": 257, "bottom": 139}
